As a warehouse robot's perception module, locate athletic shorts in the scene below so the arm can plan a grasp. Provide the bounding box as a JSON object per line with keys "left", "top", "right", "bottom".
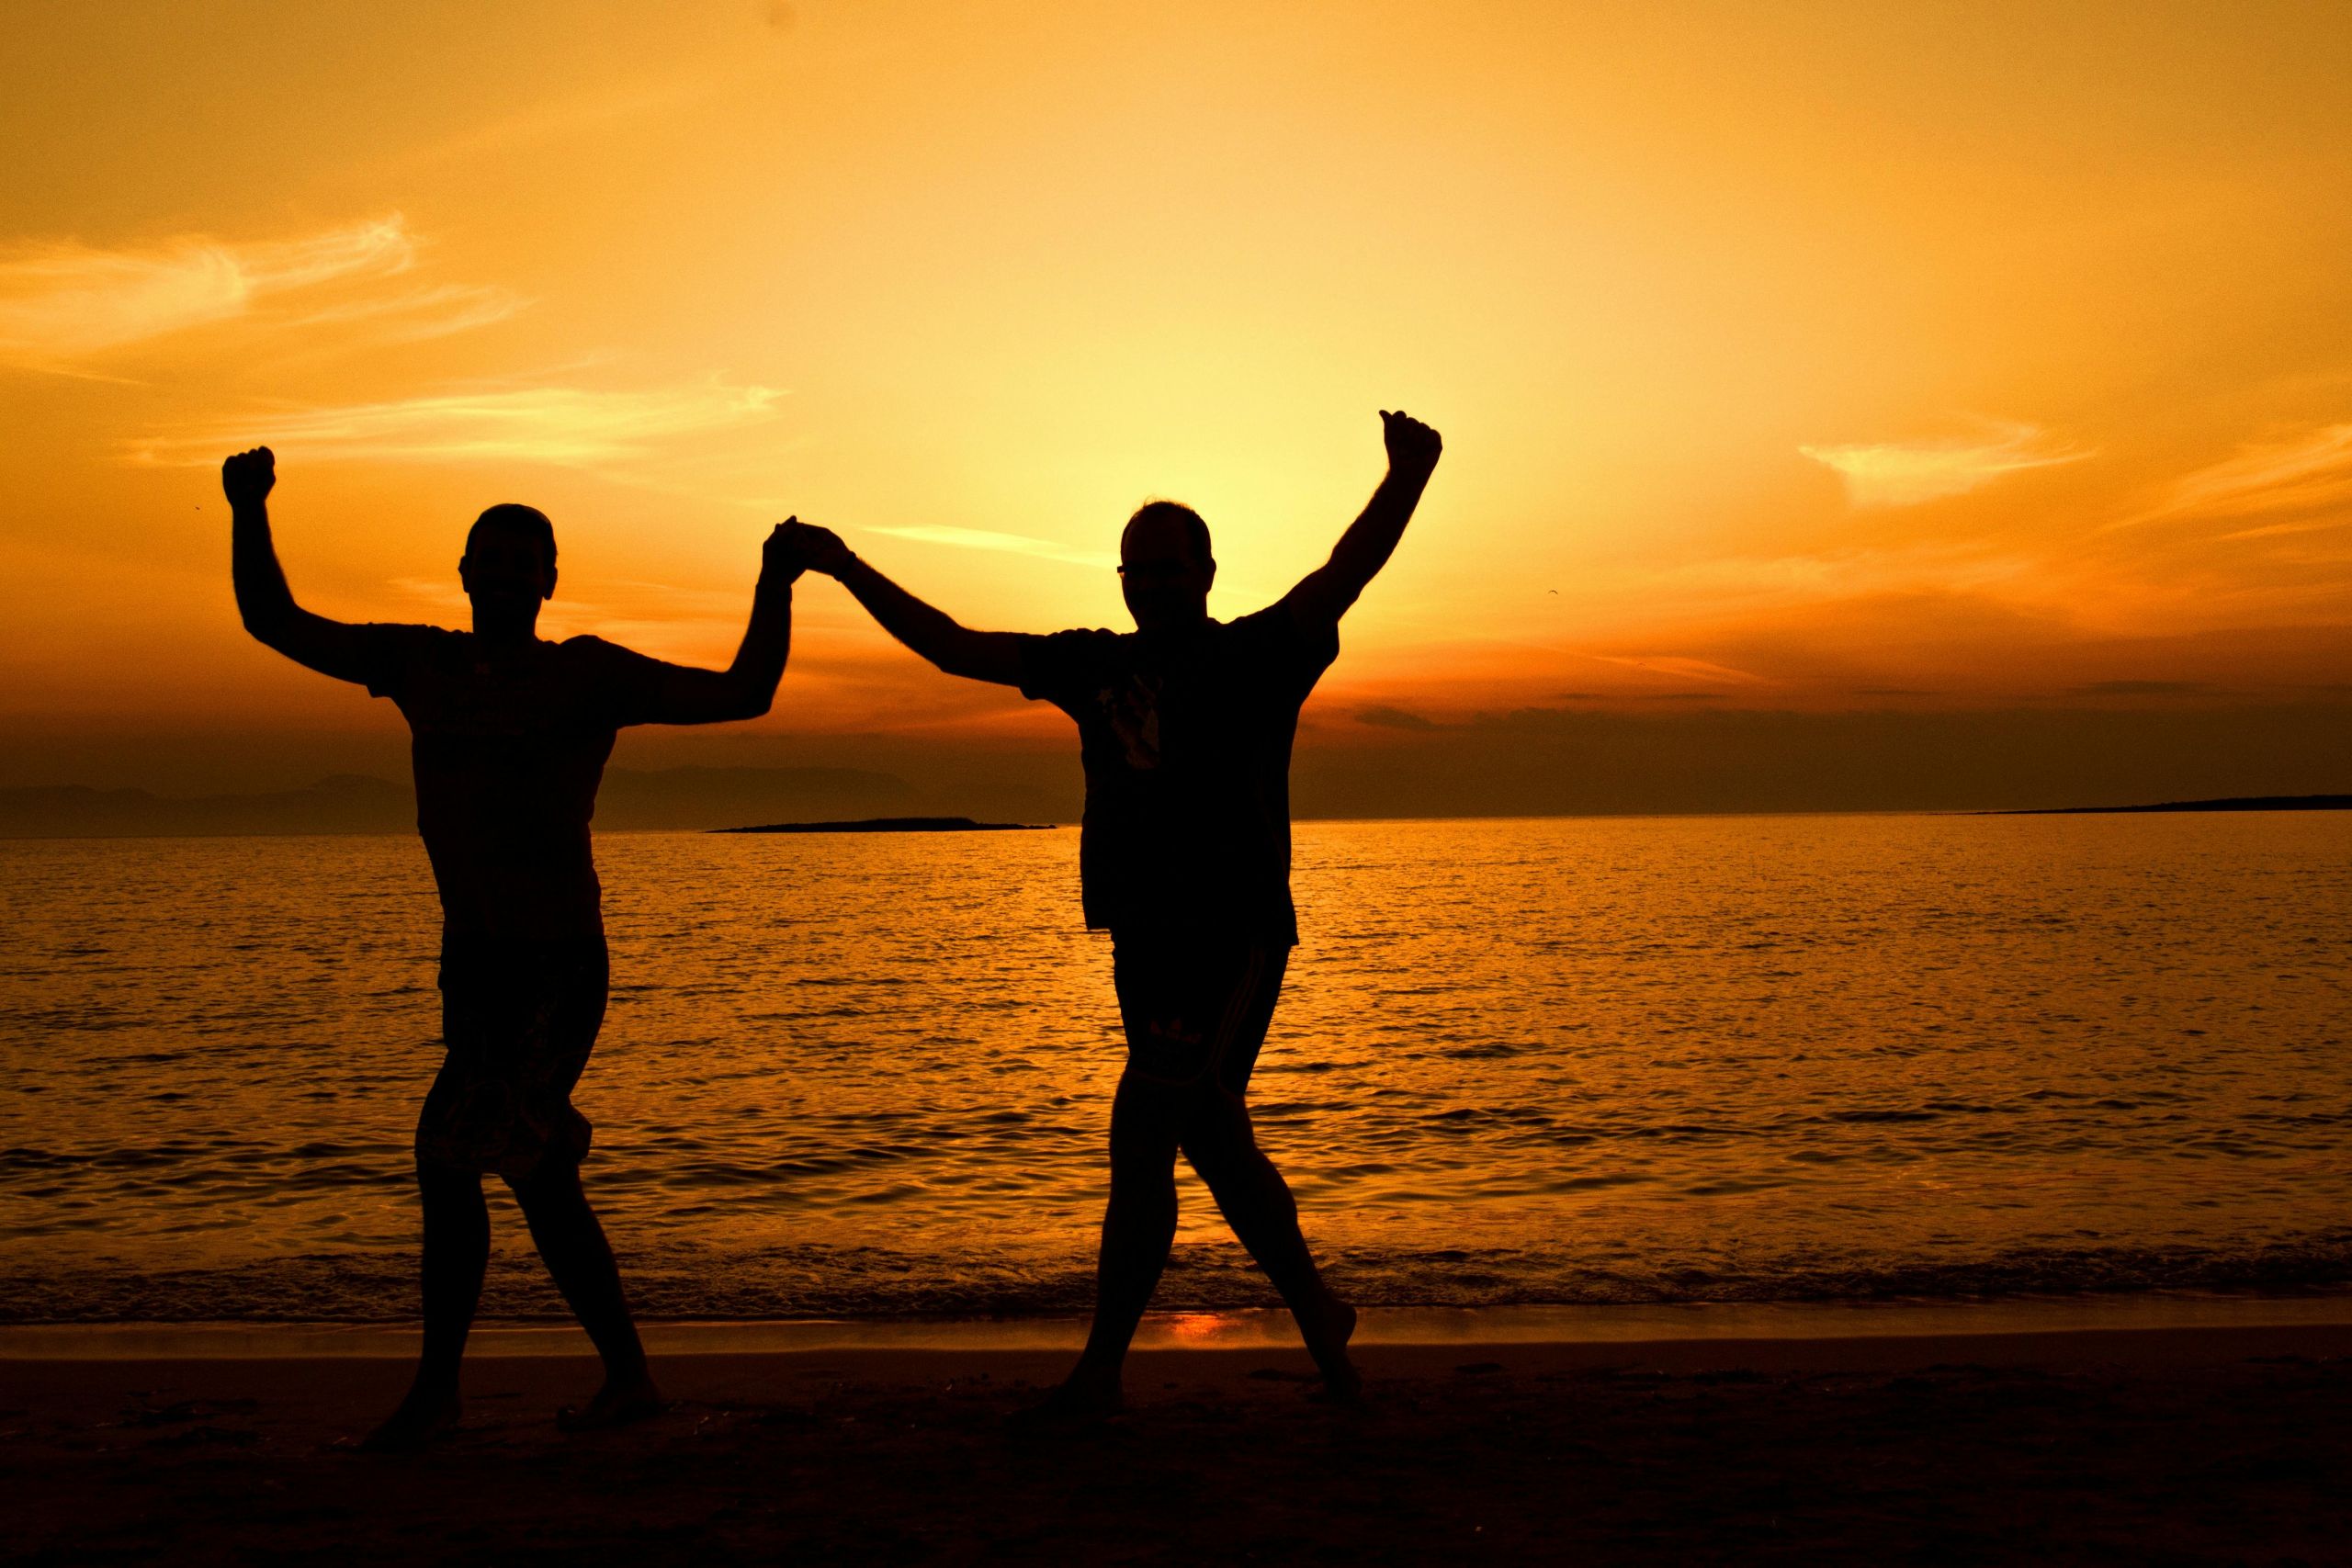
{"left": 416, "top": 938, "right": 608, "bottom": 1179}
{"left": 1112, "top": 943, "right": 1289, "bottom": 1099}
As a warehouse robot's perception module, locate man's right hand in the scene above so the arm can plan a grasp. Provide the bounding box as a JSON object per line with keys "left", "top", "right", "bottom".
{"left": 779, "top": 521, "right": 855, "bottom": 576}
{"left": 1380, "top": 410, "right": 1442, "bottom": 477}
{"left": 222, "top": 446, "right": 276, "bottom": 511}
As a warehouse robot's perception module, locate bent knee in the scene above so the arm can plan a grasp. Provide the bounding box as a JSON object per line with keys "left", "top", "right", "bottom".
{"left": 1106, "top": 1134, "right": 1181, "bottom": 1184}
{"left": 501, "top": 1154, "right": 585, "bottom": 1201}
{"left": 1180, "top": 1128, "right": 1264, "bottom": 1181}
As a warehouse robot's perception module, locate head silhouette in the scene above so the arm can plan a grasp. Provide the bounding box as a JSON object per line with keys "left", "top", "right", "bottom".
{"left": 459, "top": 503, "right": 558, "bottom": 640}
{"left": 1119, "top": 501, "right": 1215, "bottom": 633}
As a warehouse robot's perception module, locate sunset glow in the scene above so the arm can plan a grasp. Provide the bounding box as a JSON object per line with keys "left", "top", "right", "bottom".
{"left": 6, "top": 1, "right": 2350, "bottom": 804}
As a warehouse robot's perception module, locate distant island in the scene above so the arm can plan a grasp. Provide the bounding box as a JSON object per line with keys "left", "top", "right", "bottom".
{"left": 712, "top": 816, "right": 1058, "bottom": 834}
{"left": 1988, "top": 795, "right": 2352, "bottom": 816}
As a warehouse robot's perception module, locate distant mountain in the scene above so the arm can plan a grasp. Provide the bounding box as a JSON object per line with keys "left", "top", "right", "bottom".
{"left": 1991, "top": 795, "right": 2352, "bottom": 815}
{"left": 0, "top": 766, "right": 919, "bottom": 838}
{"left": 0, "top": 774, "right": 413, "bottom": 838}
{"left": 596, "top": 766, "right": 911, "bottom": 829}
{"left": 715, "top": 817, "right": 1055, "bottom": 834}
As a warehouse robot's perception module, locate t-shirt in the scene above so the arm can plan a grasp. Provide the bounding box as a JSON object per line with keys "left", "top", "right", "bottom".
{"left": 352, "top": 626, "right": 674, "bottom": 945}
{"left": 1016, "top": 602, "right": 1340, "bottom": 946}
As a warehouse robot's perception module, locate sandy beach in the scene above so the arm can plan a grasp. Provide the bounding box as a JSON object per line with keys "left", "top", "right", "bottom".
{"left": 6, "top": 1317, "right": 2350, "bottom": 1565}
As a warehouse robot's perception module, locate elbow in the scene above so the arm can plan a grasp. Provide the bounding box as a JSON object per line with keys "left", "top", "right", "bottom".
{"left": 934, "top": 629, "right": 989, "bottom": 682}
{"left": 730, "top": 681, "right": 776, "bottom": 721}
{"left": 239, "top": 607, "right": 292, "bottom": 649}
{"left": 936, "top": 652, "right": 989, "bottom": 683}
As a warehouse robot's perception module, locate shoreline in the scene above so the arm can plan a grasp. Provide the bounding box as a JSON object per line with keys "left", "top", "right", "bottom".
{"left": 8, "top": 1311, "right": 2349, "bottom": 1562}
{"left": 8, "top": 1290, "right": 2350, "bottom": 1360}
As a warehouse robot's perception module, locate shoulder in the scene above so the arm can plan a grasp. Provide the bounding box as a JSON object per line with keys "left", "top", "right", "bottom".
{"left": 1227, "top": 601, "right": 1339, "bottom": 665}
{"left": 1041, "top": 626, "right": 1123, "bottom": 649}
{"left": 559, "top": 633, "right": 656, "bottom": 665}
{"left": 1015, "top": 627, "right": 1125, "bottom": 699}
{"left": 1227, "top": 602, "right": 1332, "bottom": 646}
{"left": 354, "top": 621, "right": 458, "bottom": 661}
{"left": 348, "top": 623, "right": 453, "bottom": 697}
{"left": 1024, "top": 626, "right": 1125, "bottom": 662}
{"left": 557, "top": 633, "right": 674, "bottom": 682}
{"left": 360, "top": 621, "right": 452, "bottom": 645}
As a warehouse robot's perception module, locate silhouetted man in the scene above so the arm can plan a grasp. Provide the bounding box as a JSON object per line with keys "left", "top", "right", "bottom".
{"left": 224, "top": 446, "right": 804, "bottom": 1450}
{"left": 784, "top": 410, "right": 1442, "bottom": 1416}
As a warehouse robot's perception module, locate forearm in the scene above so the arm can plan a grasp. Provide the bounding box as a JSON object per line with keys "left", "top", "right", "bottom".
{"left": 834, "top": 556, "right": 974, "bottom": 671}
{"left": 719, "top": 574, "right": 794, "bottom": 715}
{"left": 230, "top": 503, "right": 300, "bottom": 639}
{"left": 1326, "top": 463, "right": 1434, "bottom": 582}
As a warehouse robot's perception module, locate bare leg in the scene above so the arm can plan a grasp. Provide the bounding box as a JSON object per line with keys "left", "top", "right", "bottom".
{"left": 1183, "top": 1097, "right": 1360, "bottom": 1399}
{"left": 508, "top": 1157, "right": 662, "bottom": 1427}
{"left": 1028, "top": 1070, "right": 1183, "bottom": 1421}
{"left": 362, "top": 1162, "right": 488, "bottom": 1450}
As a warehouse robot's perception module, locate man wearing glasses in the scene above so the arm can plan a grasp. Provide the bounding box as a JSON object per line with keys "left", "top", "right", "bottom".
{"left": 782, "top": 409, "right": 1442, "bottom": 1418}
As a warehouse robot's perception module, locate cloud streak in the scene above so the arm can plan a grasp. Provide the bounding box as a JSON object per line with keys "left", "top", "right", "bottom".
{"left": 1801, "top": 422, "right": 2087, "bottom": 507}
{"left": 2119, "top": 423, "right": 2352, "bottom": 531}
{"left": 0, "top": 215, "right": 514, "bottom": 370}
{"left": 128, "top": 378, "right": 784, "bottom": 467}
{"left": 1589, "top": 654, "right": 1769, "bottom": 686}
{"left": 863, "top": 525, "right": 1117, "bottom": 570}
{"left": 276, "top": 282, "right": 523, "bottom": 345}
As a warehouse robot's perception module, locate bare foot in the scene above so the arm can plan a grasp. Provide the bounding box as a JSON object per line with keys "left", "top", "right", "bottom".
{"left": 1008, "top": 1367, "right": 1123, "bottom": 1430}
{"left": 1328, "top": 1295, "right": 1359, "bottom": 1350}
{"left": 556, "top": 1370, "right": 666, "bottom": 1433}
{"left": 1306, "top": 1294, "right": 1363, "bottom": 1405}
{"left": 357, "top": 1385, "right": 460, "bottom": 1454}
{"left": 1312, "top": 1359, "right": 1367, "bottom": 1407}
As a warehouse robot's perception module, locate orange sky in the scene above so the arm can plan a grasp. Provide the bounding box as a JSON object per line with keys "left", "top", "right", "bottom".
{"left": 6, "top": 1, "right": 2352, "bottom": 790}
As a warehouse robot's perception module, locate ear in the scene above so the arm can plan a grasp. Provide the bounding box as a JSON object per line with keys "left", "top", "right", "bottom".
{"left": 543, "top": 564, "right": 559, "bottom": 601}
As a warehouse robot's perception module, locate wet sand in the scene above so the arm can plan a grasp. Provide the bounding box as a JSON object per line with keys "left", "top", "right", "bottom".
{"left": 6, "top": 1322, "right": 2351, "bottom": 1565}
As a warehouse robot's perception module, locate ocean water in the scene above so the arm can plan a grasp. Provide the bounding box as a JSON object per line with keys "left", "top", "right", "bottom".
{"left": 2, "top": 815, "right": 2349, "bottom": 1324}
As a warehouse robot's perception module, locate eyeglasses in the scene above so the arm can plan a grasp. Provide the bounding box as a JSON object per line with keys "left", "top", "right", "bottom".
{"left": 1116, "top": 561, "right": 1202, "bottom": 581}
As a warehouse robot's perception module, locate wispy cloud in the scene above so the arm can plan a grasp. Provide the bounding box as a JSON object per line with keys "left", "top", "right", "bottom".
{"left": 1589, "top": 654, "right": 1768, "bottom": 686}
{"left": 127, "top": 378, "right": 784, "bottom": 467}
{"left": 2117, "top": 423, "right": 2352, "bottom": 531}
{"left": 275, "top": 282, "right": 522, "bottom": 345}
{"left": 377, "top": 58, "right": 784, "bottom": 176}
{"left": 1801, "top": 422, "right": 2087, "bottom": 507}
{"left": 1356, "top": 705, "right": 1445, "bottom": 730}
{"left": 2073, "top": 680, "right": 2200, "bottom": 696}
{"left": 0, "top": 215, "right": 514, "bottom": 371}
{"left": 864, "top": 525, "right": 1116, "bottom": 570}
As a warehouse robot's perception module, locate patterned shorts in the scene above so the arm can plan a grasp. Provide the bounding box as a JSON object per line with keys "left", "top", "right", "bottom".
{"left": 1112, "top": 943, "right": 1290, "bottom": 1099}
{"left": 416, "top": 939, "right": 608, "bottom": 1179}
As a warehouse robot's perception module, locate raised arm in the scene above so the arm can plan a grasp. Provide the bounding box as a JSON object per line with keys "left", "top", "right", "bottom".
{"left": 636, "top": 522, "right": 802, "bottom": 724}
{"left": 783, "top": 523, "right": 1026, "bottom": 687}
{"left": 1282, "top": 410, "right": 1443, "bottom": 627}
{"left": 226, "top": 447, "right": 385, "bottom": 684}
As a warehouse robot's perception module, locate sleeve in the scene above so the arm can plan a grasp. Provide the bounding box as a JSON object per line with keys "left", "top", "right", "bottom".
{"left": 1015, "top": 629, "right": 1114, "bottom": 708}
{"left": 569, "top": 636, "right": 684, "bottom": 728}
{"left": 1236, "top": 604, "right": 1339, "bottom": 694}
{"left": 352, "top": 624, "right": 436, "bottom": 701}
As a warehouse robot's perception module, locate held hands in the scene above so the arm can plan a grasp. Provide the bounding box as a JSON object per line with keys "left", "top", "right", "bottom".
{"left": 221, "top": 446, "right": 276, "bottom": 511}
{"left": 775, "top": 520, "right": 855, "bottom": 577}
{"left": 1381, "top": 410, "right": 1442, "bottom": 477}
{"left": 762, "top": 516, "right": 811, "bottom": 584}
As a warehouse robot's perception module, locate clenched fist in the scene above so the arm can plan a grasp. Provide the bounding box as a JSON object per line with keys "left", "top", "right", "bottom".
{"left": 1380, "top": 410, "right": 1442, "bottom": 477}
{"left": 221, "top": 446, "right": 277, "bottom": 510}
